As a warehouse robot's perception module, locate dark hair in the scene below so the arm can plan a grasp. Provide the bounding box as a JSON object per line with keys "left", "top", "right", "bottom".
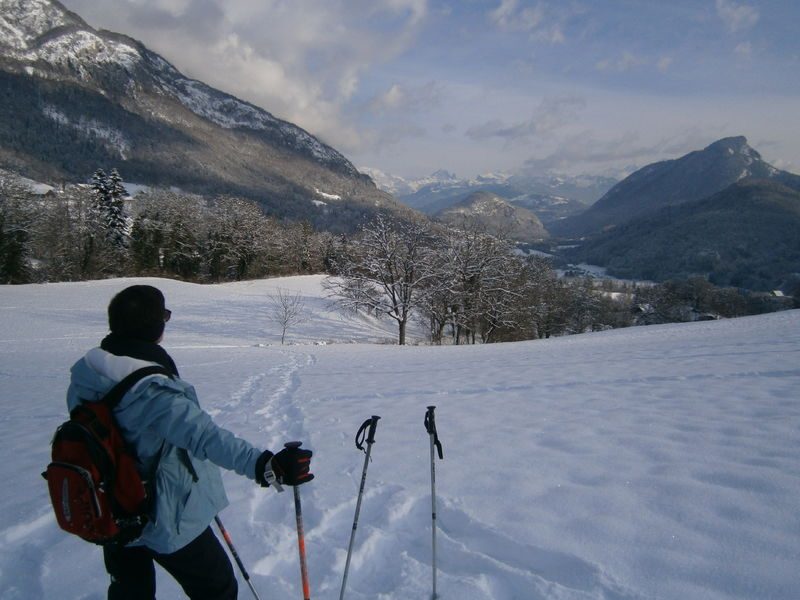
{"left": 108, "top": 285, "right": 167, "bottom": 342}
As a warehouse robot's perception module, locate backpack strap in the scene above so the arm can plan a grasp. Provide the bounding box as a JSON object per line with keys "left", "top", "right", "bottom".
{"left": 98, "top": 365, "right": 173, "bottom": 504}
{"left": 102, "top": 365, "right": 173, "bottom": 409}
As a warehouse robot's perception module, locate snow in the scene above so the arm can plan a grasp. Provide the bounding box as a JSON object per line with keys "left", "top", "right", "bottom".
{"left": 121, "top": 183, "right": 152, "bottom": 197}
{"left": 0, "top": 0, "right": 75, "bottom": 52}
{"left": 170, "top": 80, "right": 343, "bottom": 166}
{"left": 315, "top": 189, "right": 342, "bottom": 201}
{"left": 1, "top": 276, "right": 799, "bottom": 599}
{"left": 41, "top": 105, "right": 131, "bottom": 159}
{"left": 27, "top": 29, "right": 142, "bottom": 75}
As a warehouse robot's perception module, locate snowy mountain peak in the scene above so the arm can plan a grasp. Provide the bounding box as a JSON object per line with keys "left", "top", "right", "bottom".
{"left": 0, "top": 0, "right": 86, "bottom": 51}
{"left": 705, "top": 136, "right": 760, "bottom": 161}
{"left": 430, "top": 169, "right": 459, "bottom": 181}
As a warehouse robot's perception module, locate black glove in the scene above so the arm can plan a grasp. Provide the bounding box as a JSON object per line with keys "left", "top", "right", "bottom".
{"left": 255, "top": 443, "right": 314, "bottom": 488}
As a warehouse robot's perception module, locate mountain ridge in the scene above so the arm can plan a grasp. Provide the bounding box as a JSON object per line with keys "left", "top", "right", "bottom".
{"left": 0, "top": 0, "right": 413, "bottom": 232}
{"left": 362, "top": 167, "right": 615, "bottom": 225}
{"left": 550, "top": 136, "right": 800, "bottom": 238}
{"left": 434, "top": 191, "right": 549, "bottom": 243}
{"left": 569, "top": 178, "right": 800, "bottom": 291}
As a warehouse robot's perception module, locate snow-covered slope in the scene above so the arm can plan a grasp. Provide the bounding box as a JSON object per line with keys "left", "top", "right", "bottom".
{"left": 1, "top": 276, "right": 799, "bottom": 599}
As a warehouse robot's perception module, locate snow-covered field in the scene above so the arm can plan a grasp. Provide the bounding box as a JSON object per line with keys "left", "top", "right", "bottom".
{"left": 1, "top": 276, "right": 799, "bottom": 599}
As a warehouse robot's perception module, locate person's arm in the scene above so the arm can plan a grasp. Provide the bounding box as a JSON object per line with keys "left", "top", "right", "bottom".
{"left": 122, "top": 377, "right": 262, "bottom": 479}
{"left": 120, "top": 376, "right": 314, "bottom": 488}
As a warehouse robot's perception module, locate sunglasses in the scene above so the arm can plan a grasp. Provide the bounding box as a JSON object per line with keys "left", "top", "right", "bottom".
{"left": 164, "top": 309, "right": 172, "bottom": 323}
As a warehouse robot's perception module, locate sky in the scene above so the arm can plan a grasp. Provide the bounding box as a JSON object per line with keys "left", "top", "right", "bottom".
{"left": 59, "top": 0, "right": 800, "bottom": 180}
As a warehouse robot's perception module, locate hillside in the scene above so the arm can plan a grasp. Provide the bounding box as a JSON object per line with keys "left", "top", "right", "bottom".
{"left": 570, "top": 179, "right": 800, "bottom": 290}
{"left": 434, "top": 191, "right": 549, "bottom": 242}
{"left": 1, "top": 277, "right": 799, "bottom": 598}
{"left": 551, "top": 136, "right": 800, "bottom": 238}
{"left": 0, "top": 0, "right": 413, "bottom": 232}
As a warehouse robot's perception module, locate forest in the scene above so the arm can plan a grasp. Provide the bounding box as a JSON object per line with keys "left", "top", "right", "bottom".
{"left": 1, "top": 170, "right": 795, "bottom": 345}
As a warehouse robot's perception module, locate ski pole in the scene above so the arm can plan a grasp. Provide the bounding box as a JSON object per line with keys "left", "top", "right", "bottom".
{"left": 424, "top": 406, "right": 444, "bottom": 600}
{"left": 339, "top": 416, "right": 381, "bottom": 600}
{"left": 214, "top": 515, "right": 263, "bottom": 600}
{"left": 285, "top": 441, "right": 312, "bottom": 600}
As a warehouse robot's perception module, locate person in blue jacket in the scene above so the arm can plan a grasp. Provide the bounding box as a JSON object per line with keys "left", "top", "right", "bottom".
{"left": 67, "top": 284, "right": 313, "bottom": 600}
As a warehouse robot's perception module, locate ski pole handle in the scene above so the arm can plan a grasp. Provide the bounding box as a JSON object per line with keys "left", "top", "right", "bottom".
{"left": 424, "top": 406, "right": 443, "bottom": 459}
{"left": 355, "top": 416, "right": 381, "bottom": 451}
{"left": 366, "top": 415, "right": 380, "bottom": 444}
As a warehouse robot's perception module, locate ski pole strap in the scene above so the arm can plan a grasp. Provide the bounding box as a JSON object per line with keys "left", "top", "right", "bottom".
{"left": 424, "top": 406, "right": 443, "bottom": 460}
{"left": 355, "top": 416, "right": 381, "bottom": 452}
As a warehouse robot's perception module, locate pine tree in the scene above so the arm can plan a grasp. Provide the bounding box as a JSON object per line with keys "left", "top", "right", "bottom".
{"left": 106, "top": 169, "right": 129, "bottom": 249}
{"left": 91, "top": 168, "right": 129, "bottom": 250}
{"left": 0, "top": 176, "right": 34, "bottom": 284}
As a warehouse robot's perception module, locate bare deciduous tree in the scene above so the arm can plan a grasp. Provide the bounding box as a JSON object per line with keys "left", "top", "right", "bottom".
{"left": 269, "top": 287, "right": 308, "bottom": 345}
{"left": 324, "top": 215, "right": 437, "bottom": 345}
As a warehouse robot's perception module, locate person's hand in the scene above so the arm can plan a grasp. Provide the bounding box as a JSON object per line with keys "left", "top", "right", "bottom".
{"left": 256, "top": 443, "right": 314, "bottom": 488}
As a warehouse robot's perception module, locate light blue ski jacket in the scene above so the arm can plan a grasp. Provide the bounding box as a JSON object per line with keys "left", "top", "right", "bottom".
{"left": 67, "top": 348, "right": 263, "bottom": 554}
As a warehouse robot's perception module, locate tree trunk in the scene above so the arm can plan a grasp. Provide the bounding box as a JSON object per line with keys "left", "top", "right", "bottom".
{"left": 399, "top": 319, "right": 406, "bottom": 346}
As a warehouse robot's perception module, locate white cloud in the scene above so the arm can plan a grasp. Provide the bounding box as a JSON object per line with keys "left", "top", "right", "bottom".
{"left": 384, "top": 0, "right": 428, "bottom": 24}
{"left": 368, "top": 81, "right": 443, "bottom": 114}
{"left": 657, "top": 56, "right": 673, "bottom": 72}
{"left": 596, "top": 52, "right": 647, "bottom": 72}
{"left": 488, "top": 0, "right": 565, "bottom": 43}
{"left": 466, "top": 96, "right": 586, "bottom": 143}
{"left": 151, "top": 0, "right": 191, "bottom": 17}
{"left": 735, "top": 41, "right": 753, "bottom": 59}
{"left": 716, "top": 0, "right": 759, "bottom": 33}
{"left": 520, "top": 129, "right": 719, "bottom": 177}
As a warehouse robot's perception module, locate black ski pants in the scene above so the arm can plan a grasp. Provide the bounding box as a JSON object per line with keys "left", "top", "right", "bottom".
{"left": 103, "top": 526, "right": 238, "bottom": 600}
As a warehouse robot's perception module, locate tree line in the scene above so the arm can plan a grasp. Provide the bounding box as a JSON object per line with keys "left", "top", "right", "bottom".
{"left": 325, "top": 214, "right": 633, "bottom": 345}
{"left": 2, "top": 169, "right": 794, "bottom": 346}
{"left": 0, "top": 170, "right": 341, "bottom": 284}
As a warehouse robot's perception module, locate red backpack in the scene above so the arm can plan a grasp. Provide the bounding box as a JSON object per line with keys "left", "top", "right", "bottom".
{"left": 43, "top": 366, "right": 170, "bottom": 545}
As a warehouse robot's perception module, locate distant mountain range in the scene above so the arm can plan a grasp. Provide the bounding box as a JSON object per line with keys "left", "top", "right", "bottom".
{"left": 362, "top": 168, "right": 616, "bottom": 227}
{"left": 434, "top": 191, "right": 548, "bottom": 243}
{"left": 0, "top": 0, "right": 412, "bottom": 232}
{"left": 550, "top": 136, "right": 800, "bottom": 238}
